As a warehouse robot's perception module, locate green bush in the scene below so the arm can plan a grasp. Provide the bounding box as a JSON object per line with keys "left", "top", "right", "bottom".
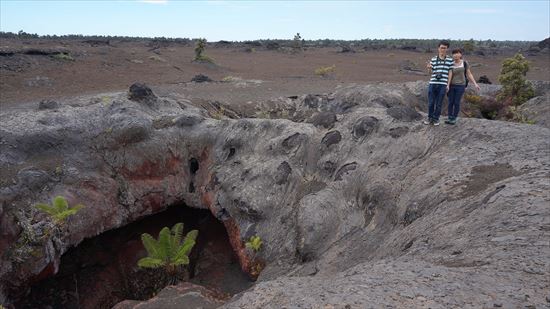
{"left": 194, "top": 38, "right": 214, "bottom": 63}
{"left": 497, "top": 53, "right": 535, "bottom": 106}
{"left": 36, "top": 195, "right": 84, "bottom": 224}
{"left": 138, "top": 223, "right": 198, "bottom": 282}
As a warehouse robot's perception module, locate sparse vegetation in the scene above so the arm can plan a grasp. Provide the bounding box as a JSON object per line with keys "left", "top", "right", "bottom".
{"left": 51, "top": 52, "right": 74, "bottom": 61}
{"left": 194, "top": 38, "right": 214, "bottom": 63}
{"left": 464, "top": 94, "right": 483, "bottom": 105}
{"left": 463, "top": 39, "right": 475, "bottom": 53}
{"left": 138, "top": 223, "right": 198, "bottom": 282}
{"left": 148, "top": 55, "right": 166, "bottom": 62}
{"left": 314, "top": 65, "right": 336, "bottom": 77}
{"left": 209, "top": 105, "right": 225, "bottom": 120}
{"left": 245, "top": 235, "right": 263, "bottom": 252}
{"left": 36, "top": 195, "right": 84, "bottom": 225}
{"left": 221, "top": 76, "right": 237, "bottom": 82}
{"left": 292, "top": 33, "right": 303, "bottom": 53}
{"left": 496, "top": 53, "right": 535, "bottom": 105}
{"left": 508, "top": 106, "right": 536, "bottom": 124}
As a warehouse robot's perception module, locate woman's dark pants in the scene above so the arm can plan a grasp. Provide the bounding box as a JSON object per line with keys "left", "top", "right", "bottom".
{"left": 447, "top": 85, "right": 466, "bottom": 120}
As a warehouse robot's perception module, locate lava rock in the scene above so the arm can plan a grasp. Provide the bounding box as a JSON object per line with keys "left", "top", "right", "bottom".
{"left": 321, "top": 131, "right": 342, "bottom": 147}
{"left": 191, "top": 74, "right": 213, "bottom": 83}
{"left": 128, "top": 83, "right": 157, "bottom": 104}
{"left": 308, "top": 112, "right": 337, "bottom": 129}
{"left": 352, "top": 116, "right": 379, "bottom": 138}
{"left": 477, "top": 75, "right": 492, "bottom": 84}
{"left": 38, "top": 99, "right": 59, "bottom": 110}
{"left": 386, "top": 106, "right": 422, "bottom": 122}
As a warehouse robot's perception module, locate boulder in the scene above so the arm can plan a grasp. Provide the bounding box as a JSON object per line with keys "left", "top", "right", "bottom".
{"left": 128, "top": 82, "right": 157, "bottom": 105}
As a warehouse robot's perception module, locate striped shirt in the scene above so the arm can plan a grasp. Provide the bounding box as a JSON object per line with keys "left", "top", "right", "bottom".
{"left": 429, "top": 55, "right": 454, "bottom": 85}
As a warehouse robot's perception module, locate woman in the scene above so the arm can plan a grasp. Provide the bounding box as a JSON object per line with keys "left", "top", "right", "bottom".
{"left": 446, "top": 48, "right": 481, "bottom": 124}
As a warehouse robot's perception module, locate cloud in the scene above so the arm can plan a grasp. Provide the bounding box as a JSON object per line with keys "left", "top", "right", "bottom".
{"left": 464, "top": 8, "right": 497, "bottom": 14}
{"left": 138, "top": 0, "right": 168, "bottom": 4}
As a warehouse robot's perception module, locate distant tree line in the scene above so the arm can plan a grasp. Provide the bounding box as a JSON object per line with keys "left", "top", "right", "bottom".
{"left": 0, "top": 31, "right": 540, "bottom": 51}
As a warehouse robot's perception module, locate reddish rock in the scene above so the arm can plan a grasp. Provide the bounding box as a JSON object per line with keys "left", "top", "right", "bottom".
{"left": 112, "top": 282, "right": 229, "bottom": 309}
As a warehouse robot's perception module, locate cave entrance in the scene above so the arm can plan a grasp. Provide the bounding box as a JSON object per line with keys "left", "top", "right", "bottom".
{"left": 17, "top": 204, "right": 253, "bottom": 309}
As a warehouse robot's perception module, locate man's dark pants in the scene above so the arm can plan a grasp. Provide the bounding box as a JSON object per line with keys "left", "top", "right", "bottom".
{"left": 428, "top": 83, "right": 446, "bottom": 122}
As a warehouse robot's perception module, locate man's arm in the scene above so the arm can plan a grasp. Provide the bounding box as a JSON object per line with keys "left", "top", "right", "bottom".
{"left": 426, "top": 58, "right": 433, "bottom": 74}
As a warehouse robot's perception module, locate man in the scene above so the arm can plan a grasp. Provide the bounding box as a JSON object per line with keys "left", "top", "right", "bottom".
{"left": 425, "top": 40, "right": 453, "bottom": 126}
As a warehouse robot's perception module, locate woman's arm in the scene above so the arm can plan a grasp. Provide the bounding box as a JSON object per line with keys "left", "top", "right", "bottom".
{"left": 447, "top": 70, "right": 453, "bottom": 92}
{"left": 467, "top": 67, "right": 481, "bottom": 91}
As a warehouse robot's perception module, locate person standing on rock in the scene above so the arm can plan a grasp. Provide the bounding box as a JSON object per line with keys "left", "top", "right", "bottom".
{"left": 445, "top": 48, "right": 481, "bottom": 124}
{"left": 425, "top": 40, "right": 453, "bottom": 126}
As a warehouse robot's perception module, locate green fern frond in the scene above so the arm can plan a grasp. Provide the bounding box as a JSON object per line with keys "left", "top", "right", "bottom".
{"left": 171, "top": 255, "right": 190, "bottom": 266}
{"left": 54, "top": 210, "right": 76, "bottom": 222}
{"left": 158, "top": 227, "right": 171, "bottom": 261}
{"left": 175, "top": 229, "right": 198, "bottom": 258}
{"left": 170, "top": 223, "right": 184, "bottom": 257}
{"left": 53, "top": 196, "right": 69, "bottom": 212}
{"left": 138, "top": 257, "right": 164, "bottom": 269}
{"left": 141, "top": 233, "right": 159, "bottom": 258}
{"left": 36, "top": 203, "right": 56, "bottom": 215}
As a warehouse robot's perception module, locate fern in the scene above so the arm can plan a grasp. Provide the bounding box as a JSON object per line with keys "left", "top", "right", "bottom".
{"left": 245, "top": 235, "right": 263, "bottom": 252}
{"left": 138, "top": 223, "right": 198, "bottom": 279}
{"left": 36, "top": 195, "right": 84, "bottom": 224}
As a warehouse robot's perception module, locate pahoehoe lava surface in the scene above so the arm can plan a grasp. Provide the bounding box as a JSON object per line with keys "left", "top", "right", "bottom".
{"left": 0, "top": 82, "right": 549, "bottom": 308}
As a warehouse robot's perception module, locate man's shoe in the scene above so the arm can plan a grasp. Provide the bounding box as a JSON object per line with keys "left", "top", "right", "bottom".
{"left": 444, "top": 119, "right": 452, "bottom": 124}
{"left": 423, "top": 119, "right": 431, "bottom": 125}
{"left": 433, "top": 121, "right": 440, "bottom": 126}
{"left": 449, "top": 119, "right": 456, "bottom": 125}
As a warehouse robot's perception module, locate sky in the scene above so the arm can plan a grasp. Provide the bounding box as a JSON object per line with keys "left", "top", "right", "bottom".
{"left": 1, "top": 0, "right": 549, "bottom": 41}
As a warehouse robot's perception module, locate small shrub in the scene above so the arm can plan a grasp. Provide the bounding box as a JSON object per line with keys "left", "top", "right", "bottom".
{"left": 51, "top": 52, "right": 74, "bottom": 61}
{"left": 36, "top": 195, "right": 84, "bottom": 225}
{"left": 148, "top": 55, "right": 166, "bottom": 62}
{"left": 254, "top": 110, "right": 271, "bottom": 119}
{"left": 496, "top": 53, "right": 535, "bottom": 106}
{"left": 464, "top": 94, "right": 483, "bottom": 105}
{"left": 209, "top": 105, "right": 225, "bottom": 120}
{"left": 245, "top": 235, "right": 263, "bottom": 252}
{"left": 314, "top": 65, "right": 336, "bottom": 77}
{"left": 508, "top": 106, "right": 536, "bottom": 124}
{"left": 221, "top": 76, "right": 237, "bottom": 82}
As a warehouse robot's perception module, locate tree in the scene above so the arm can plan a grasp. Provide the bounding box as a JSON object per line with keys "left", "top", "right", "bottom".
{"left": 36, "top": 195, "right": 84, "bottom": 225}
{"left": 463, "top": 39, "right": 475, "bottom": 53}
{"left": 138, "top": 223, "right": 198, "bottom": 283}
{"left": 194, "top": 38, "right": 206, "bottom": 59}
{"left": 293, "top": 33, "right": 303, "bottom": 52}
{"left": 497, "top": 53, "right": 535, "bottom": 106}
